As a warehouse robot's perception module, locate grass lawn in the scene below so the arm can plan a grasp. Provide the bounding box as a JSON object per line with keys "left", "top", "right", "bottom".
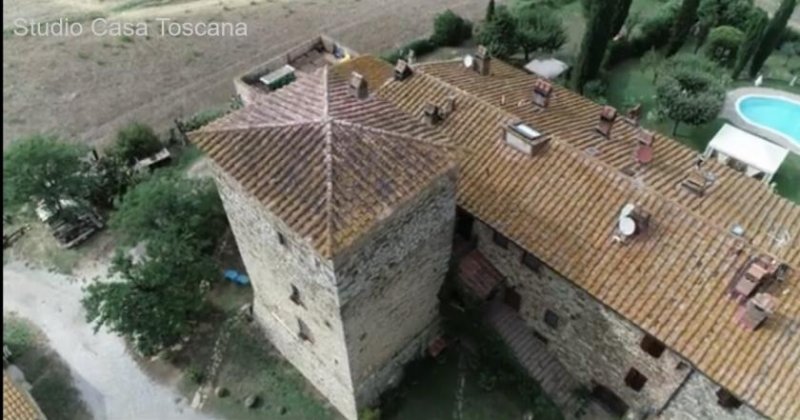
{"left": 202, "top": 321, "right": 336, "bottom": 420}
{"left": 3, "top": 315, "right": 92, "bottom": 420}
{"left": 383, "top": 350, "right": 536, "bottom": 420}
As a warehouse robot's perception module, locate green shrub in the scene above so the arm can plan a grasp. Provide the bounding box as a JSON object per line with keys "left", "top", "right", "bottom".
{"left": 112, "top": 122, "right": 163, "bottom": 165}
{"left": 605, "top": 0, "right": 680, "bottom": 67}
{"left": 705, "top": 25, "right": 745, "bottom": 67}
{"left": 431, "top": 10, "right": 473, "bottom": 46}
{"left": 359, "top": 407, "right": 381, "bottom": 420}
{"left": 380, "top": 38, "right": 438, "bottom": 63}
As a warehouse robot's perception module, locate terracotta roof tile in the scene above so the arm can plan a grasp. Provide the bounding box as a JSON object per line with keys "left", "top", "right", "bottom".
{"left": 191, "top": 66, "right": 455, "bottom": 259}
{"left": 3, "top": 372, "right": 43, "bottom": 420}
{"left": 369, "top": 56, "right": 800, "bottom": 419}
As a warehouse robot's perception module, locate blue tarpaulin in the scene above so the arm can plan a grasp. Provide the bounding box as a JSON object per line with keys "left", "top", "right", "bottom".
{"left": 224, "top": 269, "right": 250, "bottom": 285}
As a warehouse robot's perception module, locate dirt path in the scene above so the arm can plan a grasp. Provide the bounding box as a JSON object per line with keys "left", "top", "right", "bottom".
{"left": 3, "top": 0, "right": 486, "bottom": 149}
{"left": 2, "top": 261, "right": 220, "bottom": 420}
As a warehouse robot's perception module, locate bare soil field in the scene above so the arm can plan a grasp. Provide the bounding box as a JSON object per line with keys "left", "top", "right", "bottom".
{"left": 3, "top": 0, "right": 488, "bottom": 149}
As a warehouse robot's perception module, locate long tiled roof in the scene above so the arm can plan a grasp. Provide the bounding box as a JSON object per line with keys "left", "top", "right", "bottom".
{"left": 368, "top": 57, "right": 799, "bottom": 418}
{"left": 191, "top": 66, "right": 453, "bottom": 259}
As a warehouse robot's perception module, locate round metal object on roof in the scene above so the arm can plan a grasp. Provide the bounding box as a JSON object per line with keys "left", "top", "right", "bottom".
{"left": 636, "top": 145, "right": 654, "bottom": 164}
{"left": 619, "top": 217, "right": 637, "bottom": 236}
{"left": 620, "top": 203, "right": 636, "bottom": 218}
{"left": 463, "top": 55, "right": 474, "bottom": 69}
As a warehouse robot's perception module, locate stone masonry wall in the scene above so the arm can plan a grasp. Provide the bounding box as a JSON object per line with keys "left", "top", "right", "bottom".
{"left": 659, "top": 372, "right": 765, "bottom": 420}
{"left": 473, "top": 220, "right": 692, "bottom": 417}
{"left": 335, "top": 172, "right": 457, "bottom": 408}
{"left": 212, "top": 165, "right": 358, "bottom": 419}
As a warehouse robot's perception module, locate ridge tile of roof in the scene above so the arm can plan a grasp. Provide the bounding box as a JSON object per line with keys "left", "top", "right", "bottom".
{"left": 364, "top": 55, "right": 800, "bottom": 419}
{"left": 191, "top": 63, "right": 455, "bottom": 259}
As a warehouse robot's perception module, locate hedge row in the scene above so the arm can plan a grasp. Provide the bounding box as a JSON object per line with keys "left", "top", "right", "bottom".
{"left": 380, "top": 10, "right": 472, "bottom": 63}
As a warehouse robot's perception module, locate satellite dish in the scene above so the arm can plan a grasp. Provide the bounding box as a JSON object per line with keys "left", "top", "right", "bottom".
{"left": 619, "top": 217, "right": 637, "bottom": 236}
{"left": 620, "top": 203, "right": 636, "bottom": 218}
{"left": 463, "top": 54, "right": 474, "bottom": 69}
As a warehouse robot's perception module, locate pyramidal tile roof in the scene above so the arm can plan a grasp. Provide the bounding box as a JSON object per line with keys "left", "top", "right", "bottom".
{"left": 191, "top": 66, "right": 454, "bottom": 259}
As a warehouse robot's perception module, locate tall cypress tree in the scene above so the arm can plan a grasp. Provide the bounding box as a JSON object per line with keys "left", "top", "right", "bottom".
{"left": 486, "top": 0, "right": 496, "bottom": 22}
{"left": 611, "top": 0, "right": 633, "bottom": 38}
{"left": 749, "top": 0, "right": 797, "bottom": 77}
{"left": 733, "top": 8, "right": 769, "bottom": 79}
{"left": 666, "top": 0, "right": 701, "bottom": 56}
{"left": 572, "top": 0, "right": 618, "bottom": 92}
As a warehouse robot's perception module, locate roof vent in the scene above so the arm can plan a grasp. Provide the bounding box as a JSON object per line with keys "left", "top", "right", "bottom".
{"left": 614, "top": 203, "right": 651, "bottom": 242}
{"left": 394, "top": 59, "right": 412, "bottom": 81}
{"left": 504, "top": 122, "right": 549, "bottom": 155}
{"left": 681, "top": 157, "right": 715, "bottom": 196}
{"left": 626, "top": 104, "right": 642, "bottom": 125}
{"left": 474, "top": 45, "right": 491, "bottom": 76}
{"left": 729, "top": 255, "right": 779, "bottom": 302}
{"left": 734, "top": 292, "right": 777, "bottom": 331}
{"left": 532, "top": 80, "right": 553, "bottom": 109}
{"left": 635, "top": 129, "right": 655, "bottom": 165}
{"left": 349, "top": 72, "right": 368, "bottom": 100}
{"left": 595, "top": 106, "right": 617, "bottom": 138}
{"left": 423, "top": 103, "right": 443, "bottom": 125}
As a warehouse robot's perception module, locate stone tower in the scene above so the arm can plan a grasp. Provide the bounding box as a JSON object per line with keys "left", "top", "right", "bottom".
{"left": 191, "top": 63, "right": 456, "bottom": 419}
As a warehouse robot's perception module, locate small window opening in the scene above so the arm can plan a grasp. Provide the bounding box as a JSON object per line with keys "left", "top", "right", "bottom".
{"left": 640, "top": 334, "right": 665, "bottom": 358}
{"left": 492, "top": 230, "right": 509, "bottom": 249}
{"left": 544, "top": 309, "right": 559, "bottom": 329}
{"left": 278, "top": 232, "right": 287, "bottom": 247}
{"left": 521, "top": 252, "right": 542, "bottom": 272}
{"left": 716, "top": 388, "right": 742, "bottom": 409}
{"left": 624, "top": 368, "right": 647, "bottom": 392}
{"left": 297, "top": 318, "right": 313, "bottom": 343}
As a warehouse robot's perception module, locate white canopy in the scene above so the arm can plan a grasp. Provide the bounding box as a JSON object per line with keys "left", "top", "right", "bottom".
{"left": 706, "top": 124, "right": 789, "bottom": 177}
{"left": 523, "top": 58, "right": 569, "bottom": 80}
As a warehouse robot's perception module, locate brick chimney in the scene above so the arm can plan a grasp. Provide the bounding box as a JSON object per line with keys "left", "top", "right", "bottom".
{"left": 394, "top": 59, "right": 412, "bottom": 81}
{"left": 635, "top": 129, "right": 655, "bottom": 165}
{"left": 532, "top": 79, "right": 553, "bottom": 108}
{"left": 349, "top": 72, "right": 368, "bottom": 100}
{"left": 595, "top": 106, "right": 618, "bottom": 138}
{"left": 735, "top": 293, "right": 777, "bottom": 331}
{"left": 475, "top": 45, "right": 491, "bottom": 76}
{"left": 423, "top": 103, "right": 442, "bottom": 125}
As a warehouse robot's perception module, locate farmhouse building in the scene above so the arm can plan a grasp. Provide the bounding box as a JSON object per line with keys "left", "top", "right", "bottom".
{"left": 191, "top": 47, "right": 800, "bottom": 420}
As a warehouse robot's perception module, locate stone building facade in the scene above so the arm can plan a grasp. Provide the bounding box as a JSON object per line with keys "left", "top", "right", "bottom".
{"left": 212, "top": 163, "right": 456, "bottom": 419}
{"left": 469, "top": 218, "right": 765, "bottom": 420}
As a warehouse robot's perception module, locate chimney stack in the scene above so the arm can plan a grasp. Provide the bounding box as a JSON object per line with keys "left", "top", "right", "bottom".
{"left": 423, "top": 103, "right": 442, "bottom": 125}
{"left": 475, "top": 45, "right": 491, "bottom": 76}
{"left": 532, "top": 79, "right": 553, "bottom": 108}
{"left": 349, "top": 72, "right": 368, "bottom": 100}
{"left": 735, "top": 292, "right": 777, "bottom": 331}
{"left": 442, "top": 96, "right": 456, "bottom": 116}
{"left": 635, "top": 129, "right": 655, "bottom": 165}
{"left": 595, "top": 106, "right": 618, "bottom": 138}
{"left": 394, "top": 59, "right": 412, "bottom": 81}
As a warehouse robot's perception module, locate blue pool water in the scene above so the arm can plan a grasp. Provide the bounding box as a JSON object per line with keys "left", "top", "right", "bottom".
{"left": 737, "top": 96, "right": 800, "bottom": 144}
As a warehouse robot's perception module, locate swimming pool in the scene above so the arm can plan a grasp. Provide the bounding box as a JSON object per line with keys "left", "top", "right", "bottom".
{"left": 736, "top": 95, "right": 800, "bottom": 145}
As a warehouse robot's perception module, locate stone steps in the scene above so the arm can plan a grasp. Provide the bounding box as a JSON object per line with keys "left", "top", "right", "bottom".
{"left": 484, "top": 302, "right": 588, "bottom": 419}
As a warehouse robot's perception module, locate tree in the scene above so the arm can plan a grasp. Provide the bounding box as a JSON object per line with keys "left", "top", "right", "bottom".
{"left": 695, "top": 0, "right": 755, "bottom": 51}
{"left": 666, "top": 0, "right": 701, "bottom": 56}
{"left": 749, "top": 0, "right": 798, "bottom": 77}
{"left": 109, "top": 172, "right": 227, "bottom": 253}
{"left": 780, "top": 41, "right": 800, "bottom": 64}
{"left": 515, "top": 6, "right": 567, "bottom": 60}
{"left": 733, "top": 8, "right": 769, "bottom": 79}
{"left": 477, "top": 5, "right": 519, "bottom": 59}
{"left": 611, "top": 0, "right": 634, "bottom": 39}
{"left": 486, "top": 0, "right": 496, "bottom": 22}
{"left": 572, "top": 0, "right": 618, "bottom": 92}
{"left": 112, "top": 122, "right": 163, "bottom": 165}
{"left": 705, "top": 25, "right": 745, "bottom": 67}
{"left": 641, "top": 48, "right": 664, "bottom": 82}
{"left": 656, "top": 62, "right": 726, "bottom": 135}
{"left": 88, "top": 155, "right": 134, "bottom": 210}
{"left": 3, "top": 135, "right": 95, "bottom": 218}
{"left": 431, "top": 10, "right": 473, "bottom": 46}
{"left": 82, "top": 234, "right": 216, "bottom": 356}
